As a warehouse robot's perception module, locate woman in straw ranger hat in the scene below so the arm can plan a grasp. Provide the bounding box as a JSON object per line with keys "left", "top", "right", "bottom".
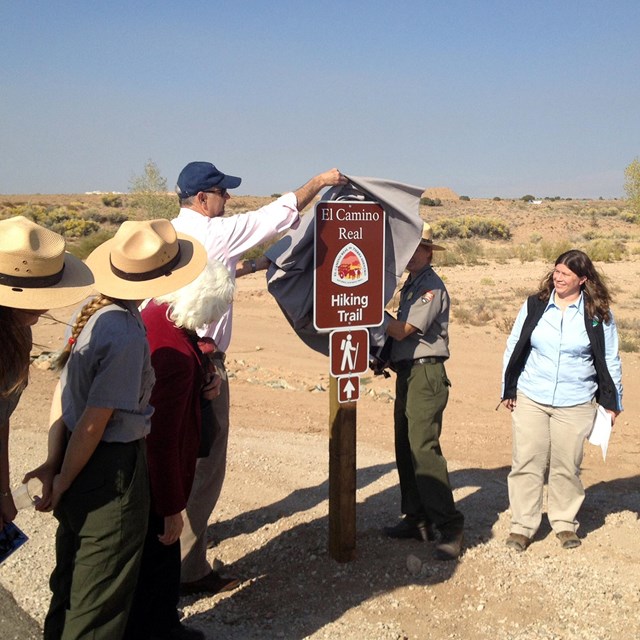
{"left": 0, "top": 216, "right": 94, "bottom": 533}
{"left": 24, "top": 218, "right": 207, "bottom": 640}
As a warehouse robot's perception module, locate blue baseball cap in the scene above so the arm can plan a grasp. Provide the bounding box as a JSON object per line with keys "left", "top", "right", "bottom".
{"left": 176, "top": 162, "right": 242, "bottom": 198}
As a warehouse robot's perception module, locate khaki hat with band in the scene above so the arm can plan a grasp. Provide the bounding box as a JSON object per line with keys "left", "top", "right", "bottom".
{"left": 85, "top": 219, "right": 207, "bottom": 300}
{"left": 420, "top": 222, "right": 446, "bottom": 251}
{"left": 0, "top": 216, "right": 95, "bottom": 310}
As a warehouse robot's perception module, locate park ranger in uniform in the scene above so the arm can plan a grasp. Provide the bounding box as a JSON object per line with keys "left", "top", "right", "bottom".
{"left": 383, "top": 222, "right": 464, "bottom": 560}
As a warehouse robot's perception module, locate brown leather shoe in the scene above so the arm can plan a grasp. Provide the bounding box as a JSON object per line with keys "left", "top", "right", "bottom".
{"left": 179, "top": 570, "right": 241, "bottom": 597}
{"left": 556, "top": 530, "right": 581, "bottom": 549}
{"left": 505, "top": 533, "right": 532, "bottom": 552}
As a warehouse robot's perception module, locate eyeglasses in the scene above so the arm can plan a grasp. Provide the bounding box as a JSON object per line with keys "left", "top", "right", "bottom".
{"left": 203, "top": 188, "right": 227, "bottom": 197}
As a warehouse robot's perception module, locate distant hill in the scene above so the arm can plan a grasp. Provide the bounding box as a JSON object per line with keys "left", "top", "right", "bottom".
{"left": 422, "top": 187, "right": 460, "bottom": 200}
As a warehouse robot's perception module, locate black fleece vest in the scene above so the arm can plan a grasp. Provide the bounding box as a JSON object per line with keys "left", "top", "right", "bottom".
{"left": 502, "top": 295, "right": 617, "bottom": 411}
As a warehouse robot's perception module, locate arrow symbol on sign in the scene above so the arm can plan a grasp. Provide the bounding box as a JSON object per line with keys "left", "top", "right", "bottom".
{"left": 343, "top": 379, "right": 356, "bottom": 400}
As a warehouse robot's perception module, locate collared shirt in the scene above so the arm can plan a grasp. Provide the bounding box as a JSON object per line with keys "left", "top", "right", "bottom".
{"left": 503, "top": 291, "right": 623, "bottom": 408}
{"left": 390, "top": 265, "right": 450, "bottom": 362}
{"left": 172, "top": 193, "right": 299, "bottom": 352}
{"left": 61, "top": 300, "right": 155, "bottom": 442}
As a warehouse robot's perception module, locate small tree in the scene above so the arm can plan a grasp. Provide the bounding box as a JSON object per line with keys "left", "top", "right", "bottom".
{"left": 129, "top": 159, "right": 178, "bottom": 220}
{"left": 624, "top": 157, "right": 640, "bottom": 215}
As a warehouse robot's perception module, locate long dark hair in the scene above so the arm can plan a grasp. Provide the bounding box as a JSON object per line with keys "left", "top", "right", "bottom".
{"left": 0, "top": 306, "right": 32, "bottom": 397}
{"left": 537, "top": 249, "right": 612, "bottom": 322}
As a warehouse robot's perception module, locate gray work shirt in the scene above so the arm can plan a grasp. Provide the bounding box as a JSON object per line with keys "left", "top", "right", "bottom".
{"left": 390, "top": 265, "right": 450, "bottom": 362}
{"left": 61, "top": 300, "right": 155, "bottom": 443}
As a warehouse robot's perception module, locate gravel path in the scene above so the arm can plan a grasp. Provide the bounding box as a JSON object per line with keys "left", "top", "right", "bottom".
{"left": 3, "top": 424, "right": 639, "bottom": 640}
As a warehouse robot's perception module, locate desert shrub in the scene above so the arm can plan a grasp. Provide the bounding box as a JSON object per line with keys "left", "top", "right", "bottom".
{"left": 70, "top": 230, "right": 115, "bottom": 260}
{"left": 495, "top": 316, "right": 515, "bottom": 334}
{"left": 620, "top": 210, "right": 640, "bottom": 223}
{"left": 102, "top": 193, "right": 123, "bottom": 208}
{"left": 521, "top": 194, "right": 535, "bottom": 202}
{"left": 624, "top": 157, "right": 640, "bottom": 215}
{"left": 459, "top": 195, "right": 470, "bottom": 201}
{"left": 51, "top": 218, "right": 100, "bottom": 238}
{"left": 584, "top": 239, "right": 625, "bottom": 262}
{"left": 480, "top": 277, "right": 495, "bottom": 286}
{"left": 83, "top": 209, "right": 129, "bottom": 225}
{"left": 129, "top": 193, "right": 179, "bottom": 220}
{"left": 453, "top": 301, "right": 495, "bottom": 326}
{"left": 493, "top": 197, "right": 501, "bottom": 201}
{"left": 618, "top": 334, "right": 639, "bottom": 352}
{"left": 540, "top": 240, "right": 572, "bottom": 262}
{"left": 84, "top": 209, "right": 111, "bottom": 224}
{"left": 271, "top": 193, "right": 282, "bottom": 198}
{"left": 129, "top": 159, "right": 179, "bottom": 220}
{"left": 432, "top": 216, "right": 511, "bottom": 240}
{"left": 437, "top": 239, "right": 485, "bottom": 266}
{"left": 516, "top": 243, "right": 539, "bottom": 263}
{"left": 529, "top": 232, "right": 542, "bottom": 243}
{"left": 420, "top": 197, "right": 442, "bottom": 207}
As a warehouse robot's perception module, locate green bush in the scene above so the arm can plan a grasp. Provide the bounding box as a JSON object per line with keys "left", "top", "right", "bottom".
{"left": 51, "top": 218, "right": 100, "bottom": 238}
{"left": 459, "top": 195, "right": 470, "bottom": 201}
{"left": 129, "top": 193, "right": 179, "bottom": 220}
{"left": 101, "top": 193, "right": 123, "bottom": 208}
{"left": 620, "top": 210, "right": 640, "bottom": 223}
{"left": 521, "top": 194, "right": 535, "bottom": 202}
{"left": 436, "top": 239, "right": 485, "bottom": 266}
{"left": 540, "top": 240, "right": 572, "bottom": 262}
{"left": 584, "top": 239, "right": 625, "bottom": 262}
{"left": 70, "top": 231, "right": 115, "bottom": 260}
{"left": 432, "top": 216, "right": 511, "bottom": 240}
{"left": 420, "top": 197, "right": 442, "bottom": 207}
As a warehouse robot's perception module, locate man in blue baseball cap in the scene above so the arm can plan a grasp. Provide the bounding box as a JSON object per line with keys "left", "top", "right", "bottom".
{"left": 172, "top": 162, "right": 346, "bottom": 596}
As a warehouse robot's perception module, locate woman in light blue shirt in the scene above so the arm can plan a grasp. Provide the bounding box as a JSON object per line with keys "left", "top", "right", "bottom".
{"left": 501, "top": 250, "right": 622, "bottom": 552}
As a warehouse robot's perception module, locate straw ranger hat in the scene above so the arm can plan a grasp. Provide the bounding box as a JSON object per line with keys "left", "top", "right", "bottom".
{"left": 0, "top": 216, "right": 95, "bottom": 310}
{"left": 420, "top": 222, "right": 445, "bottom": 251}
{"left": 86, "top": 219, "right": 207, "bottom": 300}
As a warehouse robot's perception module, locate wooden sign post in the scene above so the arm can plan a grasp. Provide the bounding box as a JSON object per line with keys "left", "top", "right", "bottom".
{"left": 314, "top": 201, "right": 385, "bottom": 561}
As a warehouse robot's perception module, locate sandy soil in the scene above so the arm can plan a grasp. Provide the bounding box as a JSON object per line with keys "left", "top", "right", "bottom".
{"left": 2, "top": 248, "right": 639, "bottom": 639}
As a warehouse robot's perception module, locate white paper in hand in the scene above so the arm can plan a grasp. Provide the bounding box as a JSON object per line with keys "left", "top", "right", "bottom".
{"left": 588, "top": 405, "right": 612, "bottom": 461}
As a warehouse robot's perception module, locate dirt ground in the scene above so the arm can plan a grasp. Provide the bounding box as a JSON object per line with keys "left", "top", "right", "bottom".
{"left": 2, "top": 253, "right": 639, "bottom": 640}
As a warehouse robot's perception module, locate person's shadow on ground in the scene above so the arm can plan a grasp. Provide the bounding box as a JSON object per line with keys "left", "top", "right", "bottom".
{"left": 189, "top": 463, "right": 513, "bottom": 639}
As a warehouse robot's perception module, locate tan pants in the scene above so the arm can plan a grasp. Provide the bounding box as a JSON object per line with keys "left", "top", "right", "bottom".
{"left": 180, "top": 363, "right": 230, "bottom": 583}
{"left": 508, "top": 393, "right": 596, "bottom": 538}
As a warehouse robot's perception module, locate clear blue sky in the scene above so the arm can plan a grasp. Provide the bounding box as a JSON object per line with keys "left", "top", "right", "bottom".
{"left": 1, "top": 1, "right": 638, "bottom": 198}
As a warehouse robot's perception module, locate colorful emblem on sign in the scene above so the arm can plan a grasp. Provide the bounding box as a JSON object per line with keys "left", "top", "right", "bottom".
{"left": 331, "top": 243, "right": 368, "bottom": 288}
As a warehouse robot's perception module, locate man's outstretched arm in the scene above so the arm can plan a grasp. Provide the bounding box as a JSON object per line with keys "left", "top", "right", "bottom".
{"left": 293, "top": 169, "right": 347, "bottom": 211}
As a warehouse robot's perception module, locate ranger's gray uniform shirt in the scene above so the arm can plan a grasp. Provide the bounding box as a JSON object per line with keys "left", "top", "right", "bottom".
{"left": 61, "top": 301, "right": 155, "bottom": 442}
{"left": 390, "top": 265, "right": 450, "bottom": 362}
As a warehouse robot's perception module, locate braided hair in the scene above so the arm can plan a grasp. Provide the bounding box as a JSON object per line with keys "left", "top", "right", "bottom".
{"left": 52, "top": 295, "right": 115, "bottom": 371}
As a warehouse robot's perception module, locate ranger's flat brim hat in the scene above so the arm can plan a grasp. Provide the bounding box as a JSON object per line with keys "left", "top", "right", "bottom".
{"left": 420, "top": 222, "right": 446, "bottom": 251}
{"left": 86, "top": 219, "right": 207, "bottom": 300}
{"left": 0, "top": 216, "right": 95, "bottom": 310}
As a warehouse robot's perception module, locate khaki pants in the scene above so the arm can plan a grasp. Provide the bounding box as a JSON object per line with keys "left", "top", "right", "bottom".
{"left": 180, "top": 362, "right": 230, "bottom": 583}
{"left": 508, "top": 393, "right": 596, "bottom": 538}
